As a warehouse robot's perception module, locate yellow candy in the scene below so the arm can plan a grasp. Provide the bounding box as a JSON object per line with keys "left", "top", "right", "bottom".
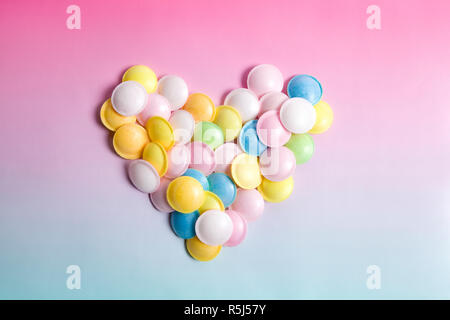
{"left": 145, "top": 116, "right": 175, "bottom": 150}
{"left": 231, "top": 153, "right": 262, "bottom": 189}
{"left": 186, "top": 236, "right": 221, "bottom": 262}
{"left": 213, "top": 105, "right": 242, "bottom": 141}
{"left": 166, "top": 176, "right": 205, "bottom": 213}
{"left": 113, "top": 123, "right": 149, "bottom": 159}
{"left": 100, "top": 98, "right": 136, "bottom": 131}
{"left": 257, "top": 176, "right": 294, "bottom": 203}
{"left": 182, "top": 93, "right": 215, "bottom": 122}
{"left": 122, "top": 65, "right": 158, "bottom": 93}
{"left": 198, "top": 191, "right": 225, "bottom": 214}
{"left": 309, "top": 100, "right": 334, "bottom": 134}
{"left": 142, "top": 142, "right": 168, "bottom": 176}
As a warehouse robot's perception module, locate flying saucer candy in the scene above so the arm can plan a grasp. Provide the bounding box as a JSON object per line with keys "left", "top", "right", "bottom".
{"left": 100, "top": 64, "right": 333, "bottom": 261}
{"left": 113, "top": 123, "right": 149, "bottom": 159}
{"left": 111, "top": 81, "right": 148, "bottom": 116}
{"left": 157, "top": 75, "right": 189, "bottom": 110}
{"left": 128, "top": 159, "right": 160, "bottom": 193}
{"left": 224, "top": 88, "right": 260, "bottom": 122}
{"left": 247, "top": 64, "right": 283, "bottom": 97}
{"left": 195, "top": 209, "right": 233, "bottom": 246}
{"left": 122, "top": 65, "right": 158, "bottom": 93}
{"left": 287, "top": 74, "right": 322, "bottom": 105}
{"left": 279, "top": 98, "right": 316, "bottom": 134}
{"left": 166, "top": 176, "right": 205, "bottom": 213}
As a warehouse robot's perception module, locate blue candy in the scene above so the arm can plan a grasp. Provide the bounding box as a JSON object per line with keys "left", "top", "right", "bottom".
{"left": 287, "top": 74, "right": 322, "bottom": 105}
{"left": 207, "top": 172, "right": 237, "bottom": 207}
{"left": 182, "top": 168, "right": 209, "bottom": 191}
{"left": 239, "top": 120, "right": 267, "bottom": 156}
{"left": 170, "top": 210, "right": 199, "bottom": 239}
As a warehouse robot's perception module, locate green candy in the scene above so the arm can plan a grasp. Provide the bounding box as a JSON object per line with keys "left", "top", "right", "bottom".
{"left": 284, "top": 133, "right": 314, "bottom": 164}
{"left": 193, "top": 121, "right": 224, "bottom": 150}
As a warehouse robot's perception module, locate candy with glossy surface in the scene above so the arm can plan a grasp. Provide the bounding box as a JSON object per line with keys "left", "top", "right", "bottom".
{"left": 231, "top": 153, "right": 262, "bottom": 189}
{"left": 166, "top": 176, "right": 205, "bottom": 213}
{"left": 100, "top": 98, "right": 136, "bottom": 131}
{"left": 122, "top": 65, "right": 158, "bottom": 93}
{"left": 157, "top": 75, "right": 188, "bottom": 110}
{"left": 171, "top": 210, "right": 199, "bottom": 239}
{"left": 111, "top": 81, "right": 148, "bottom": 116}
{"left": 280, "top": 98, "right": 316, "bottom": 134}
{"left": 247, "top": 64, "right": 283, "bottom": 97}
{"left": 256, "top": 110, "right": 291, "bottom": 147}
{"left": 230, "top": 188, "right": 264, "bottom": 222}
{"left": 195, "top": 209, "right": 233, "bottom": 246}
{"left": 186, "top": 236, "right": 221, "bottom": 261}
{"left": 224, "top": 88, "right": 260, "bottom": 122}
{"left": 113, "top": 123, "right": 149, "bottom": 159}
{"left": 207, "top": 172, "right": 237, "bottom": 207}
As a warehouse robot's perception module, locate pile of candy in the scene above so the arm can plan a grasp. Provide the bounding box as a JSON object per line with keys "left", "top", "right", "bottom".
{"left": 100, "top": 64, "right": 333, "bottom": 261}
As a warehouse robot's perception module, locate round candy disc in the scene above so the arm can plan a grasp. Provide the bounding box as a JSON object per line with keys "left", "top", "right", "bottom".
{"left": 186, "top": 236, "right": 221, "bottom": 262}
{"left": 182, "top": 93, "right": 215, "bottom": 122}
{"left": 188, "top": 142, "right": 216, "bottom": 176}
{"left": 157, "top": 75, "right": 188, "bottom": 110}
{"left": 100, "top": 98, "right": 136, "bottom": 131}
{"left": 231, "top": 188, "right": 264, "bottom": 222}
{"left": 145, "top": 116, "right": 175, "bottom": 150}
{"left": 309, "top": 100, "right": 334, "bottom": 134}
{"left": 195, "top": 209, "right": 233, "bottom": 246}
{"left": 128, "top": 159, "right": 160, "bottom": 193}
{"left": 280, "top": 98, "right": 316, "bottom": 134}
{"left": 247, "top": 64, "right": 283, "bottom": 97}
{"left": 122, "top": 65, "right": 158, "bottom": 93}
{"left": 182, "top": 168, "right": 209, "bottom": 191}
{"left": 284, "top": 133, "right": 315, "bottom": 164}
{"left": 214, "top": 143, "right": 243, "bottom": 174}
{"left": 224, "top": 88, "right": 260, "bottom": 122}
{"left": 150, "top": 178, "right": 174, "bottom": 213}
{"left": 169, "top": 110, "right": 195, "bottom": 145}
{"left": 111, "top": 80, "right": 148, "bottom": 116}
{"left": 256, "top": 110, "right": 291, "bottom": 147}
{"left": 259, "top": 147, "right": 296, "bottom": 182}
{"left": 137, "top": 93, "right": 171, "bottom": 125}
{"left": 239, "top": 120, "right": 267, "bottom": 156}
{"left": 113, "top": 123, "right": 149, "bottom": 159}
{"left": 207, "top": 173, "right": 237, "bottom": 207}
{"left": 142, "top": 142, "right": 168, "bottom": 176}
{"left": 165, "top": 144, "right": 190, "bottom": 179}
{"left": 166, "top": 176, "right": 205, "bottom": 213}
{"left": 193, "top": 121, "right": 224, "bottom": 150}
{"left": 287, "top": 74, "right": 323, "bottom": 105}
{"left": 170, "top": 210, "right": 199, "bottom": 239}
{"left": 224, "top": 209, "right": 247, "bottom": 247}
{"left": 257, "top": 176, "right": 294, "bottom": 203}
{"left": 213, "top": 105, "right": 242, "bottom": 142}
{"left": 231, "top": 153, "right": 262, "bottom": 189}
{"left": 258, "top": 91, "right": 288, "bottom": 117}
{"left": 198, "top": 191, "right": 224, "bottom": 214}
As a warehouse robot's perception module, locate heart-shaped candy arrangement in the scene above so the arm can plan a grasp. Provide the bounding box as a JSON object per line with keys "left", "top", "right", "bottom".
{"left": 100, "top": 64, "right": 333, "bottom": 261}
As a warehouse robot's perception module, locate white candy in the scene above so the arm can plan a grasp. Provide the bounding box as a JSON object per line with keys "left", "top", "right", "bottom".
{"left": 224, "top": 88, "right": 260, "bottom": 122}
{"left": 157, "top": 75, "right": 189, "bottom": 110}
{"left": 111, "top": 81, "right": 148, "bottom": 116}
{"left": 195, "top": 210, "right": 233, "bottom": 246}
{"left": 279, "top": 97, "right": 317, "bottom": 134}
{"left": 128, "top": 160, "right": 160, "bottom": 193}
{"left": 169, "top": 110, "right": 195, "bottom": 145}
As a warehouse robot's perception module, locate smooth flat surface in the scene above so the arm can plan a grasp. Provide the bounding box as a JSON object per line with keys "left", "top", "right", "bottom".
{"left": 0, "top": 0, "right": 449, "bottom": 299}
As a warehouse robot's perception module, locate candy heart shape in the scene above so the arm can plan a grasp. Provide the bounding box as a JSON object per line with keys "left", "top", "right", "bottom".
{"left": 100, "top": 64, "right": 333, "bottom": 261}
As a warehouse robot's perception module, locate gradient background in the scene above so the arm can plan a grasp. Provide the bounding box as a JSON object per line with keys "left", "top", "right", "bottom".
{"left": 0, "top": 0, "right": 449, "bottom": 299}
